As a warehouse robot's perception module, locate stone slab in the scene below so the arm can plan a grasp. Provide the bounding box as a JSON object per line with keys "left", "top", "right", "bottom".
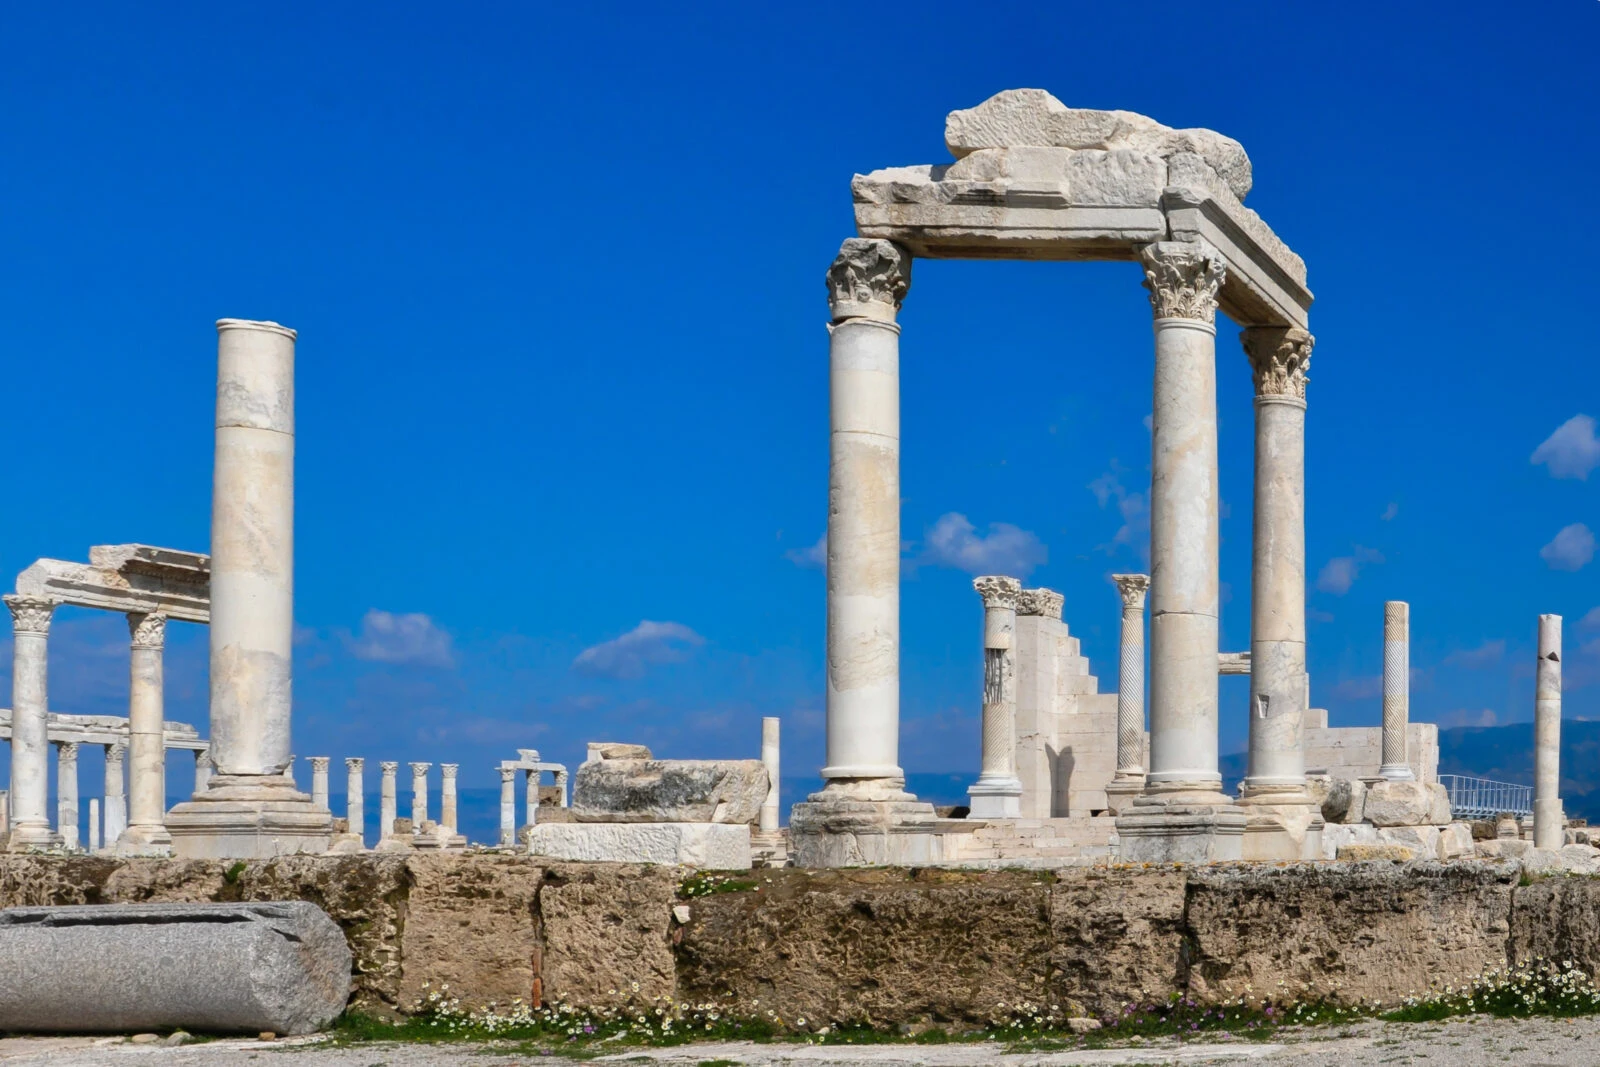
{"left": 526, "top": 822, "right": 751, "bottom": 868}
{"left": 0, "top": 902, "right": 349, "bottom": 1034}
{"left": 571, "top": 758, "right": 768, "bottom": 825}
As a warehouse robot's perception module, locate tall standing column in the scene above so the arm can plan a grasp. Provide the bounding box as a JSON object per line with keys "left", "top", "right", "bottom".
{"left": 167, "top": 318, "right": 331, "bottom": 858}
{"left": 194, "top": 749, "right": 212, "bottom": 792}
{"left": 498, "top": 767, "right": 516, "bottom": 847}
{"left": 87, "top": 799, "right": 100, "bottom": 852}
{"left": 55, "top": 743, "right": 80, "bottom": 850}
{"left": 410, "top": 762, "right": 430, "bottom": 828}
{"left": 1379, "top": 601, "right": 1415, "bottom": 781}
{"left": 1240, "top": 327, "right": 1315, "bottom": 800}
{"left": 441, "top": 764, "right": 460, "bottom": 836}
{"left": 120, "top": 612, "right": 172, "bottom": 855}
{"left": 5, "top": 596, "right": 60, "bottom": 850}
{"left": 760, "top": 717, "right": 781, "bottom": 833}
{"left": 309, "top": 757, "right": 330, "bottom": 810}
{"left": 1106, "top": 574, "right": 1150, "bottom": 813}
{"left": 103, "top": 743, "right": 128, "bottom": 846}
{"left": 345, "top": 758, "right": 365, "bottom": 846}
{"left": 379, "top": 761, "right": 398, "bottom": 841}
{"left": 1534, "top": 614, "right": 1564, "bottom": 850}
{"left": 1116, "top": 240, "right": 1244, "bottom": 863}
{"left": 518, "top": 749, "right": 541, "bottom": 828}
{"left": 968, "top": 576, "right": 1023, "bottom": 818}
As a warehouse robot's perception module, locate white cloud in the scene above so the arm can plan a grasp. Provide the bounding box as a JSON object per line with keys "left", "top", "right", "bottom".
{"left": 1439, "top": 708, "right": 1499, "bottom": 729}
{"left": 1541, "top": 523, "right": 1596, "bottom": 572}
{"left": 572, "top": 620, "right": 705, "bottom": 680}
{"left": 1088, "top": 467, "right": 1150, "bottom": 560}
{"left": 1380, "top": 502, "right": 1399, "bottom": 521}
{"left": 1315, "top": 546, "right": 1385, "bottom": 595}
{"left": 917, "top": 513, "right": 1047, "bottom": 577}
{"left": 1445, "top": 640, "right": 1506, "bottom": 669}
{"left": 1332, "top": 675, "right": 1383, "bottom": 700}
{"left": 1580, "top": 607, "right": 1600, "bottom": 629}
{"left": 786, "top": 532, "right": 827, "bottom": 569}
{"left": 347, "top": 610, "right": 455, "bottom": 668}
{"left": 1531, "top": 414, "right": 1600, "bottom": 480}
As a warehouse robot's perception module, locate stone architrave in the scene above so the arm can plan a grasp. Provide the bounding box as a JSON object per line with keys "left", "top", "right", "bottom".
{"left": 1379, "top": 602, "right": 1414, "bottom": 781}
{"left": 55, "top": 743, "right": 80, "bottom": 851}
{"left": 344, "top": 758, "right": 365, "bottom": 847}
{"left": 1115, "top": 240, "right": 1246, "bottom": 863}
{"left": 1534, "top": 614, "right": 1563, "bottom": 850}
{"left": 968, "top": 576, "right": 1023, "bottom": 818}
{"left": 166, "top": 319, "right": 332, "bottom": 858}
{"left": 1105, "top": 575, "right": 1150, "bottom": 813}
{"left": 118, "top": 612, "right": 172, "bottom": 855}
{"left": 498, "top": 766, "right": 516, "bottom": 847}
{"left": 760, "top": 718, "right": 781, "bottom": 833}
{"left": 5, "top": 595, "right": 61, "bottom": 850}
{"left": 103, "top": 743, "right": 128, "bottom": 847}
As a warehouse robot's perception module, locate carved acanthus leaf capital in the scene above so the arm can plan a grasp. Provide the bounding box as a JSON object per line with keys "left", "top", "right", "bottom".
{"left": 826, "top": 238, "right": 912, "bottom": 321}
{"left": 380, "top": 761, "right": 399, "bottom": 775}
{"left": 308, "top": 757, "right": 330, "bottom": 772}
{"left": 5, "top": 595, "right": 58, "bottom": 636}
{"left": 105, "top": 742, "right": 127, "bottom": 764}
{"left": 344, "top": 757, "right": 364, "bottom": 772}
{"left": 1242, "top": 326, "right": 1314, "bottom": 400}
{"left": 127, "top": 611, "right": 168, "bottom": 650}
{"left": 56, "top": 741, "right": 80, "bottom": 761}
{"left": 441, "top": 763, "right": 459, "bottom": 779}
{"left": 1140, "top": 240, "right": 1226, "bottom": 323}
{"left": 499, "top": 766, "right": 516, "bottom": 783}
{"left": 1112, "top": 573, "right": 1151, "bottom": 613}
{"left": 1017, "top": 588, "right": 1065, "bottom": 619}
{"left": 409, "top": 762, "right": 431, "bottom": 776}
{"left": 972, "top": 575, "right": 1023, "bottom": 609}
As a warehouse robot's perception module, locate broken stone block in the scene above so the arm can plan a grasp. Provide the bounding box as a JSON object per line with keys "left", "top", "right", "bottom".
{"left": 1363, "top": 780, "right": 1434, "bottom": 827}
{"left": 0, "top": 902, "right": 350, "bottom": 1034}
{"left": 572, "top": 757, "right": 769, "bottom": 825}
{"left": 1306, "top": 774, "right": 1367, "bottom": 824}
{"left": 1336, "top": 843, "right": 1415, "bottom": 862}
{"left": 587, "top": 742, "right": 652, "bottom": 761}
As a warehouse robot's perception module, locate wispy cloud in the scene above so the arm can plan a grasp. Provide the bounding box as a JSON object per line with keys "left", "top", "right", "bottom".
{"left": 1315, "top": 546, "right": 1385, "bottom": 595}
{"left": 786, "top": 532, "right": 827, "bottom": 569}
{"left": 1380, "top": 502, "right": 1399, "bottom": 521}
{"left": 1581, "top": 607, "right": 1600, "bottom": 630}
{"left": 1088, "top": 466, "right": 1150, "bottom": 562}
{"left": 1541, "top": 523, "right": 1596, "bottom": 572}
{"left": 916, "top": 513, "right": 1047, "bottom": 577}
{"left": 1531, "top": 414, "right": 1600, "bottom": 480}
{"left": 1445, "top": 640, "right": 1506, "bottom": 669}
{"left": 1332, "top": 675, "right": 1383, "bottom": 700}
{"left": 572, "top": 620, "right": 705, "bottom": 680}
{"left": 1439, "top": 707, "right": 1499, "bottom": 729}
{"left": 346, "top": 610, "right": 456, "bottom": 668}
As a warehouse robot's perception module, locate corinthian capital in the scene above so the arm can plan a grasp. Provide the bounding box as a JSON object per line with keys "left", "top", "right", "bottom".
{"left": 127, "top": 611, "right": 168, "bottom": 650}
{"left": 972, "top": 575, "right": 1022, "bottom": 609}
{"left": 1242, "top": 326, "right": 1314, "bottom": 400}
{"left": 4, "top": 595, "right": 57, "bottom": 636}
{"left": 826, "top": 238, "right": 912, "bottom": 322}
{"left": 1017, "top": 587, "right": 1065, "bottom": 619}
{"left": 1140, "top": 241, "right": 1226, "bottom": 323}
{"left": 1112, "top": 573, "right": 1151, "bottom": 613}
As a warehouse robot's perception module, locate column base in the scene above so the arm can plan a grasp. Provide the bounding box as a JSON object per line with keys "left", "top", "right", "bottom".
{"left": 114, "top": 824, "right": 174, "bottom": 857}
{"left": 165, "top": 774, "right": 333, "bottom": 859}
{"left": 5, "top": 823, "right": 62, "bottom": 852}
{"left": 1237, "top": 792, "right": 1324, "bottom": 861}
{"left": 1114, "top": 795, "right": 1246, "bottom": 864}
{"left": 1378, "top": 764, "right": 1416, "bottom": 782}
{"left": 967, "top": 775, "right": 1023, "bottom": 819}
{"left": 789, "top": 778, "right": 942, "bottom": 867}
{"left": 1104, "top": 774, "right": 1145, "bottom": 815}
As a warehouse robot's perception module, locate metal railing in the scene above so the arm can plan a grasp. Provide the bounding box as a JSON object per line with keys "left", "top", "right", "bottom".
{"left": 1439, "top": 774, "right": 1532, "bottom": 820}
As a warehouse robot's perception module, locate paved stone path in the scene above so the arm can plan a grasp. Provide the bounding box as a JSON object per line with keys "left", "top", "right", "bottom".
{"left": 2, "top": 1015, "right": 1599, "bottom": 1065}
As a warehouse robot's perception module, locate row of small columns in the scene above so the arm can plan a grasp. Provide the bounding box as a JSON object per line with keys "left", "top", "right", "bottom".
{"left": 819, "top": 236, "right": 1316, "bottom": 815}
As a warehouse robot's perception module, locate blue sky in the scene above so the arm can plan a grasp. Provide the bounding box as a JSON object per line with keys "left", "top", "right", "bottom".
{"left": 1, "top": 2, "right": 1597, "bottom": 817}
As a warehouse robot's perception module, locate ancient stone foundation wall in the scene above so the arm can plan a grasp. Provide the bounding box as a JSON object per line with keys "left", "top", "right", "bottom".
{"left": 1, "top": 855, "right": 1593, "bottom": 1025}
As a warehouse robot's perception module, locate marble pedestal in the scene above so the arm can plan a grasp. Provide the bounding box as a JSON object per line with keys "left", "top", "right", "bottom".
{"left": 1104, "top": 776, "right": 1144, "bottom": 815}
{"left": 1238, "top": 797, "right": 1325, "bottom": 861}
{"left": 166, "top": 775, "right": 332, "bottom": 859}
{"left": 1114, "top": 797, "right": 1246, "bottom": 863}
{"left": 789, "top": 783, "right": 943, "bottom": 867}
{"left": 967, "top": 780, "right": 1023, "bottom": 819}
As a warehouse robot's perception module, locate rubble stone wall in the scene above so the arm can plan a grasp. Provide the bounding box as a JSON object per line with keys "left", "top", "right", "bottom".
{"left": 1, "top": 855, "right": 1586, "bottom": 1024}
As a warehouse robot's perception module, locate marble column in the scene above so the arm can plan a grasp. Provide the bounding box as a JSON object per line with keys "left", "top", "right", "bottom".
{"left": 441, "top": 764, "right": 459, "bottom": 835}
{"left": 760, "top": 717, "right": 781, "bottom": 833}
{"left": 1106, "top": 574, "right": 1150, "bottom": 813}
{"left": 87, "top": 798, "right": 100, "bottom": 852}
{"left": 1379, "top": 601, "right": 1415, "bottom": 781}
{"left": 1534, "top": 613, "right": 1564, "bottom": 850}
{"left": 168, "top": 318, "right": 331, "bottom": 857}
{"left": 194, "top": 749, "right": 212, "bottom": 792}
{"left": 1237, "top": 328, "right": 1321, "bottom": 860}
{"left": 55, "top": 743, "right": 80, "bottom": 850}
{"left": 379, "top": 761, "right": 398, "bottom": 841}
{"left": 120, "top": 612, "right": 172, "bottom": 854}
{"left": 410, "top": 762, "right": 430, "bottom": 827}
{"left": 103, "top": 743, "right": 127, "bottom": 846}
{"left": 498, "top": 767, "right": 516, "bottom": 847}
{"left": 968, "top": 576, "right": 1023, "bottom": 818}
{"left": 5, "top": 595, "right": 60, "bottom": 850}
{"left": 309, "top": 757, "right": 330, "bottom": 809}
{"left": 518, "top": 749, "right": 540, "bottom": 828}
{"left": 345, "top": 758, "right": 365, "bottom": 845}
{"left": 1116, "top": 240, "right": 1244, "bottom": 863}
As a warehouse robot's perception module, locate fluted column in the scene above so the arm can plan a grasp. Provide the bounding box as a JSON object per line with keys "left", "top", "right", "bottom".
{"left": 345, "top": 758, "right": 365, "bottom": 846}
{"left": 103, "top": 743, "right": 127, "bottom": 846}
{"left": 5, "top": 595, "right": 60, "bottom": 849}
{"left": 760, "top": 717, "right": 781, "bottom": 833}
{"left": 968, "top": 576, "right": 1023, "bottom": 817}
{"left": 498, "top": 767, "right": 516, "bottom": 847}
{"left": 119, "top": 612, "right": 173, "bottom": 854}
{"left": 441, "top": 764, "right": 459, "bottom": 835}
{"left": 1139, "top": 240, "right": 1228, "bottom": 802}
{"left": 821, "top": 238, "right": 912, "bottom": 796}
{"left": 1241, "top": 328, "right": 1314, "bottom": 800}
{"left": 410, "top": 762, "right": 430, "bottom": 827}
{"left": 1106, "top": 575, "right": 1150, "bottom": 812}
{"left": 1379, "top": 601, "right": 1414, "bottom": 780}
{"left": 379, "top": 761, "right": 398, "bottom": 841}
{"left": 309, "top": 757, "right": 330, "bottom": 810}
{"left": 1534, "top": 614, "right": 1564, "bottom": 849}
{"left": 55, "top": 742, "right": 80, "bottom": 850}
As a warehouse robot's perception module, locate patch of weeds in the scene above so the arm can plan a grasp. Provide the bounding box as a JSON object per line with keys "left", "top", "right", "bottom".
{"left": 1385, "top": 959, "right": 1600, "bottom": 1021}
{"left": 697, "top": 1061, "right": 742, "bottom": 1067}
{"left": 677, "top": 873, "right": 759, "bottom": 899}
{"left": 222, "top": 861, "right": 247, "bottom": 885}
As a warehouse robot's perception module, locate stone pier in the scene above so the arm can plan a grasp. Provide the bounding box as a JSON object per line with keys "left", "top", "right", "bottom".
{"left": 969, "top": 576, "right": 1023, "bottom": 818}
{"left": 1534, "top": 613, "right": 1563, "bottom": 850}
{"left": 1105, "top": 575, "right": 1149, "bottom": 814}
{"left": 118, "top": 612, "right": 172, "bottom": 855}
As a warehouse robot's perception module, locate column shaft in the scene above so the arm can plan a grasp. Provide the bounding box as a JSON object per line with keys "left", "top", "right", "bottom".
{"left": 194, "top": 749, "right": 212, "bottom": 792}
{"left": 6, "top": 596, "right": 59, "bottom": 849}
{"left": 56, "top": 743, "right": 80, "bottom": 850}
{"left": 969, "top": 576, "right": 1022, "bottom": 817}
{"left": 103, "top": 744, "right": 127, "bottom": 845}
{"left": 499, "top": 768, "right": 516, "bottom": 846}
{"left": 345, "top": 758, "right": 365, "bottom": 845}
{"left": 379, "top": 762, "right": 398, "bottom": 840}
{"left": 1534, "top": 614, "right": 1563, "bottom": 849}
{"left": 87, "top": 799, "right": 100, "bottom": 852}
{"left": 441, "top": 764, "right": 459, "bottom": 834}
{"left": 121, "top": 612, "right": 172, "bottom": 853}
{"left": 310, "top": 757, "right": 330, "bottom": 810}
{"left": 760, "top": 717, "right": 781, "bottom": 833}
{"left": 1112, "top": 576, "right": 1150, "bottom": 781}
{"left": 410, "top": 763, "right": 430, "bottom": 827}
{"left": 1379, "top": 602, "right": 1414, "bottom": 780}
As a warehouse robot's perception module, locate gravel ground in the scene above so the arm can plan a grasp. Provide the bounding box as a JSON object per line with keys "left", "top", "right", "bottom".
{"left": 5, "top": 1016, "right": 1600, "bottom": 1066}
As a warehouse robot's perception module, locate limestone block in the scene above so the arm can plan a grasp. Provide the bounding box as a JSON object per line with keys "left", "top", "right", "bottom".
{"left": 1336, "top": 844, "right": 1414, "bottom": 862}
{"left": 1426, "top": 782, "right": 1453, "bottom": 826}
{"left": 1305, "top": 774, "right": 1366, "bottom": 824}
{"left": 1320, "top": 822, "right": 1382, "bottom": 860}
{"left": 1377, "top": 825, "right": 1442, "bottom": 860}
{"left": 1523, "top": 846, "right": 1600, "bottom": 877}
{"left": 1363, "top": 780, "right": 1434, "bottom": 827}
{"left": 526, "top": 822, "right": 751, "bottom": 868}
{"left": 538, "top": 863, "right": 677, "bottom": 1007}
{"left": 0, "top": 902, "right": 349, "bottom": 1034}
{"left": 571, "top": 758, "right": 768, "bottom": 825}
{"left": 588, "top": 742, "right": 651, "bottom": 761}
{"left": 1476, "top": 838, "right": 1531, "bottom": 859}
{"left": 395, "top": 854, "right": 542, "bottom": 1012}
{"left": 1439, "top": 823, "right": 1475, "bottom": 861}
{"left": 1051, "top": 868, "right": 1187, "bottom": 1014}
